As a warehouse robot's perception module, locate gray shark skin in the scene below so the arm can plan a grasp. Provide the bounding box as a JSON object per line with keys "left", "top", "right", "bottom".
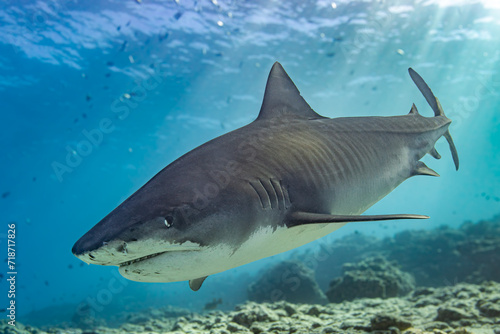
{"left": 72, "top": 62, "right": 458, "bottom": 291}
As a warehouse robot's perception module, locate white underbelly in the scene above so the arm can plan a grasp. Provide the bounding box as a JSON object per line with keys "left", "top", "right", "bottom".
{"left": 119, "top": 221, "right": 345, "bottom": 283}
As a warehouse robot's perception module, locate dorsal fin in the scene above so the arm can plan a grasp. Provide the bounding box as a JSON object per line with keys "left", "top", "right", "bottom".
{"left": 256, "top": 62, "right": 325, "bottom": 121}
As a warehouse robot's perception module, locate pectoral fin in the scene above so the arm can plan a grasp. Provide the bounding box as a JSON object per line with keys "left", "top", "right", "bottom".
{"left": 286, "top": 212, "right": 428, "bottom": 228}
{"left": 189, "top": 276, "right": 208, "bottom": 291}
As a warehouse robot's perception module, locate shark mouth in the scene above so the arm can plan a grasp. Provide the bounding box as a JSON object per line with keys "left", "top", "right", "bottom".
{"left": 119, "top": 251, "right": 167, "bottom": 267}
{"left": 118, "top": 242, "right": 202, "bottom": 267}
{"left": 80, "top": 240, "right": 203, "bottom": 267}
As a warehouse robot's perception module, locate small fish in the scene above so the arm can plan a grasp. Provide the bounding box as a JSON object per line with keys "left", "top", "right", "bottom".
{"left": 1, "top": 191, "right": 10, "bottom": 199}
{"left": 119, "top": 41, "right": 128, "bottom": 52}
{"left": 174, "top": 12, "right": 183, "bottom": 20}
{"left": 159, "top": 32, "right": 169, "bottom": 42}
{"left": 204, "top": 298, "right": 222, "bottom": 310}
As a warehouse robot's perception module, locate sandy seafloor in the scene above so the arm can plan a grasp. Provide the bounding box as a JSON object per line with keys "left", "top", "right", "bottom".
{"left": 2, "top": 281, "right": 500, "bottom": 334}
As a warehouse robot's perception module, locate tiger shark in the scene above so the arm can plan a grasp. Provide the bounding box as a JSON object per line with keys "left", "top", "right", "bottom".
{"left": 72, "top": 62, "right": 459, "bottom": 291}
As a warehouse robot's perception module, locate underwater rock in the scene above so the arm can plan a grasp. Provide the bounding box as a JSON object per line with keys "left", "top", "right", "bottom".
{"left": 295, "top": 232, "right": 379, "bottom": 289}
{"left": 326, "top": 256, "right": 415, "bottom": 302}
{"left": 476, "top": 293, "right": 500, "bottom": 317}
{"left": 225, "top": 321, "right": 249, "bottom": 332}
{"left": 371, "top": 314, "right": 412, "bottom": 331}
{"left": 248, "top": 260, "right": 328, "bottom": 304}
{"left": 127, "top": 304, "right": 192, "bottom": 323}
{"left": 231, "top": 302, "right": 280, "bottom": 327}
{"left": 435, "top": 306, "right": 474, "bottom": 322}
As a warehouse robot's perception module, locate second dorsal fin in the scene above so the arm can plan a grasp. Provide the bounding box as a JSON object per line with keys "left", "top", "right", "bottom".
{"left": 409, "top": 103, "right": 419, "bottom": 115}
{"left": 256, "top": 62, "right": 325, "bottom": 121}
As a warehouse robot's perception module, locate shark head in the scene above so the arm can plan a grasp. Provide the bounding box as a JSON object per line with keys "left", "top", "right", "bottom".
{"left": 71, "top": 156, "right": 256, "bottom": 283}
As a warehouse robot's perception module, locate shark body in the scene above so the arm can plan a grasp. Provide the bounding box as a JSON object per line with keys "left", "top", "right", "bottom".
{"left": 73, "top": 62, "right": 458, "bottom": 291}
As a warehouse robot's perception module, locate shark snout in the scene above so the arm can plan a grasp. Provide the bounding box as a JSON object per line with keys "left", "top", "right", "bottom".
{"left": 72, "top": 232, "right": 146, "bottom": 266}
{"left": 72, "top": 216, "right": 137, "bottom": 265}
{"left": 72, "top": 230, "right": 105, "bottom": 257}
{"left": 72, "top": 211, "right": 155, "bottom": 265}
{"left": 72, "top": 230, "right": 116, "bottom": 265}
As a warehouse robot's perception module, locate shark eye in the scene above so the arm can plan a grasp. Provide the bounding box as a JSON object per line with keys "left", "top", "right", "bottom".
{"left": 164, "top": 215, "right": 173, "bottom": 228}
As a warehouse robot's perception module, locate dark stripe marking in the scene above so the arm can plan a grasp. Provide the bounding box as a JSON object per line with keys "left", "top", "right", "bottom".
{"left": 280, "top": 180, "right": 291, "bottom": 209}
{"left": 260, "top": 179, "right": 278, "bottom": 209}
{"left": 271, "top": 179, "right": 285, "bottom": 210}
{"left": 248, "top": 181, "right": 267, "bottom": 209}
{"left": 249, "top": 179, "right": 290, "bottom": 211}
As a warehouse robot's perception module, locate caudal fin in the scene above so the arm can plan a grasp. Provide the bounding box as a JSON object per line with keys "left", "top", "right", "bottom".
{"left": 443, "top": 130, "right": 459, "bottom": 171}
{"left": 408, "top": 68, "right": 459, "bottom": 171}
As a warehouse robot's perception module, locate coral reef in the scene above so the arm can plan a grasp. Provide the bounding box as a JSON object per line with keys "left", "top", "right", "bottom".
{"left": 384, "top": 219, "right": 500, "bottom": 286}
{"left": 326, "top": 256, "right": 415, "bottom": 302}
{"left": 248, "top": 260, "right": 328, "bottom": 305}
{"left": 297, "top": 216, "right": 500, "bottom": 290}
{"left": 3, "top": 282, "right": 499, "bottom": 334}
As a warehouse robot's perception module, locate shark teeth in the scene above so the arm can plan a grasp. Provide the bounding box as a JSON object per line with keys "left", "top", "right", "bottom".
{"left": 119, "top": 251, "right": 166, "bottom": 267}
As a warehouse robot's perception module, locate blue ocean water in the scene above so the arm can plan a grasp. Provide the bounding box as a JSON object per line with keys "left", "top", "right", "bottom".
{"left": 0, "top": 0, "right": 499, "bottom": 328}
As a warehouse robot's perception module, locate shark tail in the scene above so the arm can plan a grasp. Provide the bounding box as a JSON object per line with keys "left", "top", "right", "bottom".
{"left": 408, "top": 68, "right": 459, "bottom": 171}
